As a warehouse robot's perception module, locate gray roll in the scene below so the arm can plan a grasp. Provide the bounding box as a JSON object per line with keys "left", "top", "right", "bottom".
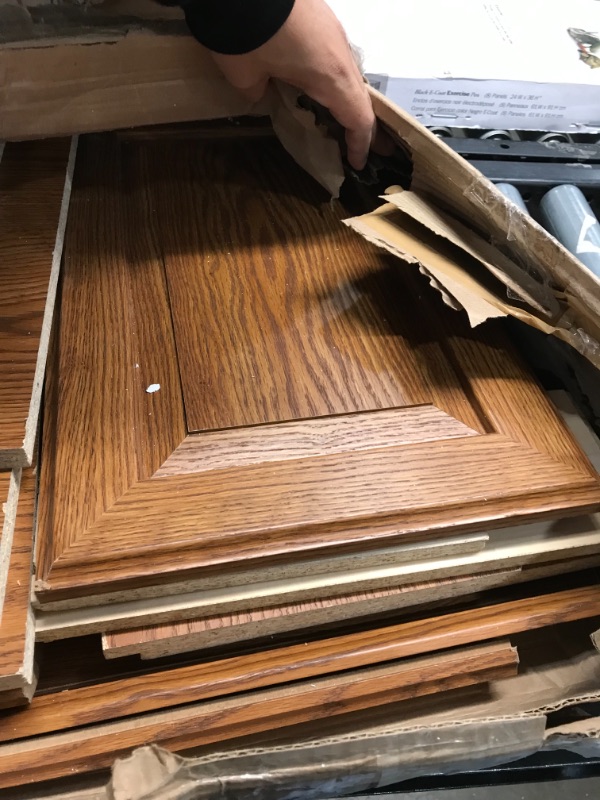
{"left": 496, "top": 183, "right": 529, "bottom": 214}
{"left": 539, "top": 184, "right": 600, "bottom": 278}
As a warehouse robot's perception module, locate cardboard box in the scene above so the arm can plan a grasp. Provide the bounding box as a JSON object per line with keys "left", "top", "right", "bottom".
{"left": 328, "top": 0, "right": 600, "bottom": 134}
{"left": 2, "top": 1, "right": 600, "bottom": 369}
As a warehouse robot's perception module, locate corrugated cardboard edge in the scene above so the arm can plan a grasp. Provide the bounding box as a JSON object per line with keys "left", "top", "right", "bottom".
{"left": 544, "top": 717, "right": 600, "bottom": 758}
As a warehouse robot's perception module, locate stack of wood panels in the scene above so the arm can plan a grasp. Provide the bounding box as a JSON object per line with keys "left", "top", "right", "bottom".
{"left": 0, "top": 138, "right": 75, "bottom": 708}
{"left": 1, "top": 102, "right": 600, "bottom": 791}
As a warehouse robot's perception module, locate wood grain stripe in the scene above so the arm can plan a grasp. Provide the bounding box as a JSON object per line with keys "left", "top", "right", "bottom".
{"left": 156, "top": 406, "right": 478, "bottom": 477}
{"left": 4, "top": 584, "right": 598, "bottom": 747}
{"left": 0, "top": 642, "right": 517, "bottom": 781}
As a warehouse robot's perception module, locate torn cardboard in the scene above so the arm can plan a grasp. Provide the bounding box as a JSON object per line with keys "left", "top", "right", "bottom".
{"left": 368, "top": 89, "right": 600, "bottom": 369}
{"left": 2, "top": 1, "right": 599, "bottom": 364}
{"left": 346, "top": 189, "right": 600, "bottom": 366}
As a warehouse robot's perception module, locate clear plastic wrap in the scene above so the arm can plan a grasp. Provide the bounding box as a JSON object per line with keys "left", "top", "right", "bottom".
{"left": 109, "top": 718, "right": 545, "bottom": 800}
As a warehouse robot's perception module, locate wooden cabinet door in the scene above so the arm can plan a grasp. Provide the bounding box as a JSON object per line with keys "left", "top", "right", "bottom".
{"left": 35, "top": 131, "right": 600, "bottom": 608}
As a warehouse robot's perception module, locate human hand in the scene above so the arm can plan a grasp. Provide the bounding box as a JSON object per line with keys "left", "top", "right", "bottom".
{"left": 209, "top": 0, "right": 377, "bottom": 170}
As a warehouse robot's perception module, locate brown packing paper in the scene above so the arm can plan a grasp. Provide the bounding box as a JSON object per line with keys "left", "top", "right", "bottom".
{"left": 345, "top": 204, "right": 507, "bottom": 328}
{"left": 381, "top": 189, "right": 559, "bottom": 319}
{"left": 345, "top": 200, "right": 600, "bottom": 366}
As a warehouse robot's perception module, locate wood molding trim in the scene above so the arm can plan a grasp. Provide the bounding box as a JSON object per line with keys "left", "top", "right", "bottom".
{"left": 0, "top": 641, "right": 518, "bottom": 789}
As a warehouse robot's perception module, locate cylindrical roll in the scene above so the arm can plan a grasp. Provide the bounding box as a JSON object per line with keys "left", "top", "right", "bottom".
{"left": 539, "top": 185, "right": 600, "bottom": 278}
{"left": 496, "top": 183, "right": 529, "bottom": 215}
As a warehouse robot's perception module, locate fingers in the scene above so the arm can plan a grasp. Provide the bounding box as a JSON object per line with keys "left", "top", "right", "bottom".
{"left": 309, "top": 71, "right": 376, "bottom": 171}
{"left": 211, "top": 54, "right": 270, "bottom": 104}
{"left": 237, "top": 77, "right": 270, "bottom": 104}
{"left": 371, "top": 123, "right": 396, "bottom": 158}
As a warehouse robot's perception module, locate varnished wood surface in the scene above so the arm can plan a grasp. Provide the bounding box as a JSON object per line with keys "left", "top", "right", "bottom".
{"left": 0, "top": 139, "right": 73, "bottom": 467}
{"left": 0, "top": 470, "right": 36, "bottom": 704}
{"left": 155, "top": 406, "right": 477, "bottom": 476}
{"left": 35, "top": 131, "right": 600, "bottom": 606}
{"left": 2, "top": 583, "right": 596, "bottom": 747}
{"left": 156, "top": 137, "right": 480, "bottom": 432}
{"left": 0, "top": 642, "right": 517, "bottom": 787}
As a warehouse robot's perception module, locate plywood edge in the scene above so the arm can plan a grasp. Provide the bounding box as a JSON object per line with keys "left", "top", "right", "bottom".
{"left": 0, "top": 470, "right": 39, "bottom": 701}
{"left": 35, "top": 523, "right": 600, "bottom": 641}
{"left": 101, "top": 553, "right": 600, "bottom": 661}
{"left": 33, "top": 533, "right": 489, "bottom": 611}
{"left": 20, "top": 136, "right": 78, "bottom": 468}
{"left": 0, "top": 469, "right": 22, "bottom": 620}
{"left": 102, "top": 569, "right": 522, "bottom": 660}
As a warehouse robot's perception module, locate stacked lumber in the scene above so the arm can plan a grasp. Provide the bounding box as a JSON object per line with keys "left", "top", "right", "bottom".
{"left": 1, "top": 102, "right": 600, "bottom": 793}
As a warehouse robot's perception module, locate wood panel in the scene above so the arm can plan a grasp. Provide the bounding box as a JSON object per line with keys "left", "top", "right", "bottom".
{"left": 0, "top": 643, "right": 518, "bottom": 788}
{"left": 35, "top": 516, "right": 600, "bottom": 639}
{"left": 0, "top": 138, "right": 75, "bottom": 468}
{"left": 101, "top": 569, "right": 521, "bottom": 659}
{"left": 0, "top": 635, "right": 519, "bottom": 743}
{"left": 101, "top": 557, "right": 600, "bottom": 660}
{"left": 35, "top": 131, "right": 600, "bottom": 607}
{"left": 0, "top": 470, "right": 37, "bottom": 705}
{"left": 1, "top": 582, "right": 594, "bottom": 758}
{"left": 0, "top": 641, "right": 518, "bottom": 788}
{"left": 157, "top": 137, "right": 480, "bottom": 432}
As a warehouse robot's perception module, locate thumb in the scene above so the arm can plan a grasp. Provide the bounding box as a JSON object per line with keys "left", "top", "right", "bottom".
{"left": 236, "top": 77, "right": 270, "bottom": 104}
{"left": 210, "top": 54, "right": 270, "bottom": 104}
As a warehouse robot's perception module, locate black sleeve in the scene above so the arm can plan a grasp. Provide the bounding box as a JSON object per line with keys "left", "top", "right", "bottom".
{"left": 178, "top": 0, "right": 296, "bottom": 55}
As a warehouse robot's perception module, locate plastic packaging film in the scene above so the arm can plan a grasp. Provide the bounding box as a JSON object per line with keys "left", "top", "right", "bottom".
{"left": 108, "top": 718, "right": 545, "bottom": 800}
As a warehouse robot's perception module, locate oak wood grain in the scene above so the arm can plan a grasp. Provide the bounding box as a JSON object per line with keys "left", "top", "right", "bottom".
{"left": 0, "top": 138, "right": 74, "bottom": 468}
{"left": 0, "top": 469, "right": 37, "bottom": 705}
{"left": 155, "top": 406, "right": 477, "bottom": 476}
{"left": 3, "top": 583, "right": 596, "bottom": 751}
{"left": 156, "top": 137, "right": 481, "bottom": 432}
{"left": 0, "top": 641, "right": 518, "bottom": 788}
{"left": 34, "top": 130, "right": 600, "bottom": 607}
